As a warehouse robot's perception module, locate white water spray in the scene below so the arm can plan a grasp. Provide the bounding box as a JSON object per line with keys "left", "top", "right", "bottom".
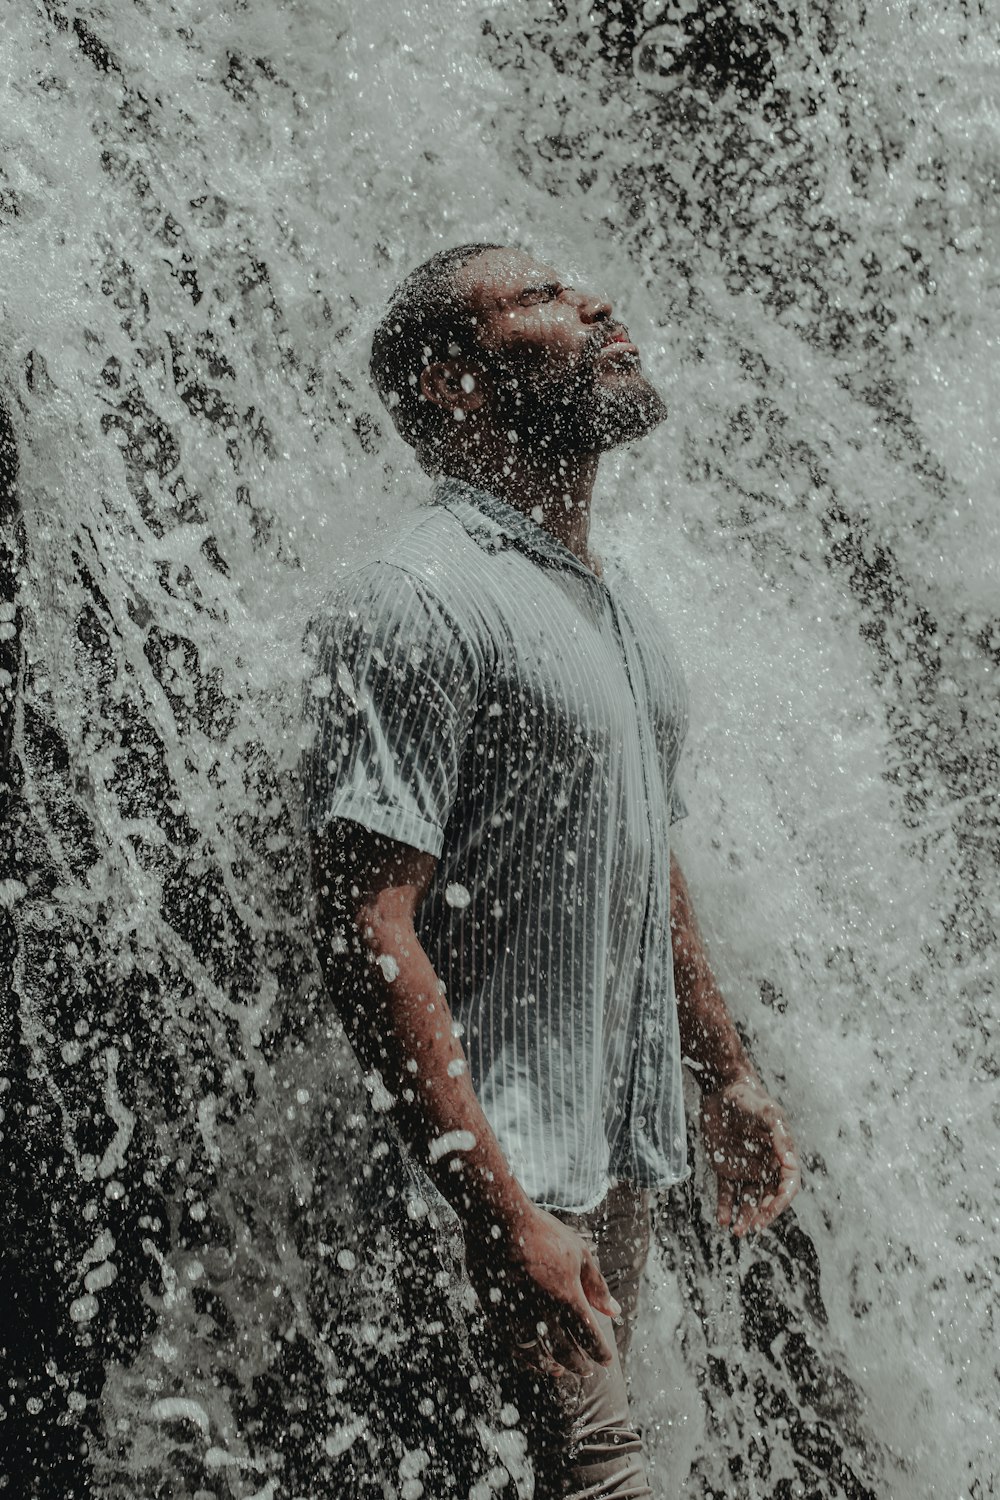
{"left": 1, "top": 3, "right": 996, "bottom": 1497}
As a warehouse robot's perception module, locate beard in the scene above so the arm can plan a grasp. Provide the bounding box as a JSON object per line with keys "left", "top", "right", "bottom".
{"left": 491, "top": 335, "right": 669, "bottom": 455}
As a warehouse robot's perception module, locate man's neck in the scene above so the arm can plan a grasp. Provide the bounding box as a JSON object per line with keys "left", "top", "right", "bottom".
{"left": 444, "top": 447, "right": 601, "bottom": 572}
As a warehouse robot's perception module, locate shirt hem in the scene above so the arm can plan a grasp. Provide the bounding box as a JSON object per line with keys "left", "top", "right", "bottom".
{"left": 309, "top": 791, "right": 445, "bottom": 858}
{"left": 530, "top": 1163, "right": 691, "bottom": 1215}
{"left": 531, "top": 1182, "right": 614, "bottom": 1216}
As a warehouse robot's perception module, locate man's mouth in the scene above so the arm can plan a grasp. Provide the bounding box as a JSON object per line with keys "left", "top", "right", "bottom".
{"left": 597, "top": 338, "right": 641, "bottom": 367}
{"left": 595, "top": 325, "right": 640, "bottom": 362}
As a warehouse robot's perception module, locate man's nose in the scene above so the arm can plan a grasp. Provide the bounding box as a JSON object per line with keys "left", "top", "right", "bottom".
{"left": 567, "top": 286, "right": 613, "bottom": 324}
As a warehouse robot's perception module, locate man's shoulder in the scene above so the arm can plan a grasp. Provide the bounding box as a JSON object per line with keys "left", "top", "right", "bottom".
{"left": 377, "top": 499, "right": 484, "bottom": 591}
{"left": 312, "top": 502, "right": 494, "bottom": 650}
{"left": 345, "top": 499, "right": 506, "bottom": 632}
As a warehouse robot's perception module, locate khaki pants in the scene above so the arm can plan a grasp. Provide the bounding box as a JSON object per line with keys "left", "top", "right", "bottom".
{"left": 482, "top": 1183, "right": 654, "bottom": 1499}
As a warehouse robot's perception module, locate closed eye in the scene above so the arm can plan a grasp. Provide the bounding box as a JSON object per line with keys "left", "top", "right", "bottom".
{"left": 517, "top": 282, "right": 563, "bottom": 306}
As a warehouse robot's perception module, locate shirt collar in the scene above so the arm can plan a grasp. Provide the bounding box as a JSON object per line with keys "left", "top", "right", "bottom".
{"left": 433, "top": 476, "right": 598, "bottom": 580}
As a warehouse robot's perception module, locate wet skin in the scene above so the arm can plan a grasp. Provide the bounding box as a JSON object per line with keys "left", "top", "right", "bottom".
{"left": 419, "top": 247, "right": 669, "bottom": 566}
{"left": 456, "top": 246, "right": 641, "bottom": 384}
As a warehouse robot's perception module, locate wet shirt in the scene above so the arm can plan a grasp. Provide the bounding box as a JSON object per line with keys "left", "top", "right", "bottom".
{"left": 303, "top": 478, "right": 690, "bottom": 1211}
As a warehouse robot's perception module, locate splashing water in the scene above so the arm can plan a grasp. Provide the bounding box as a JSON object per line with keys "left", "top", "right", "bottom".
{"left": 2, "top": 2, "right": 997, "bottom": 1497}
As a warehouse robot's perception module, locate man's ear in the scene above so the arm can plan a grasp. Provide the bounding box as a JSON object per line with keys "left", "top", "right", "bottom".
{"left": 419, "top": 360, "right": 486, "bottom": 417}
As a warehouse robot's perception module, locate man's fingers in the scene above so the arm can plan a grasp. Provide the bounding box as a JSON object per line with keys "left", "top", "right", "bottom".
{"left": 573, "top": 1311, "right": 614, "bottom": 1367}
{"left": 731, "top": 1186, "right": 759, "bottom": 1237}
{"left": 515, "top": 1342, "right": 566, "bottom": 1379}
{"left": 751, "top": 1152, "right": 801, "bottom": 1232}
{"left": 734, "top": 1140, "right": 801, "bottom": 1235}
{"left": 510, "top": 1289, "right": 612, "bottom": 1370}
{"left": 749, "top": 1192, "right": 781, "bottom": 1234}
{"left": 517, "top": 1305, "right": 610, "bottom": 1373}
{"left": 580, "top": 1249, "right": 621, "bottom": 1320}
{"left": 709, "top": 1089, "right": 802, "bottom": 1237}
{"left": 566, "top": 1301, "right": 614, "bottom": 1367}
{"left": 751, "top": 1123, "right": 802, "bottom": 1228}
{"left": 548, "top": 1328, "right": 595, "bottom": 1379}
{"left": 511, "top": 1320, "right": 573, "bottom": 1379}
{"left": 514, "top": 1345, "right": 566, "bottom": 1379}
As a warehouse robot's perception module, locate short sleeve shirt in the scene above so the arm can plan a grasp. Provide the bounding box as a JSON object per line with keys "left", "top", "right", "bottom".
{"left": 303, "top": 478, "right": 690, "bottom": 1211}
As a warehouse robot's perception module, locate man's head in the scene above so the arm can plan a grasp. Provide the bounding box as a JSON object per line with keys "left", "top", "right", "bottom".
{"left": 370, "top": 245, "right": 667, "bottom": 473}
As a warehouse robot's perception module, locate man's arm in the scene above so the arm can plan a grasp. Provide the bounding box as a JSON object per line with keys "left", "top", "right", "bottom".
{"left": 670, "top": 852, "right": 801, "bottom": 1236}
{"left": 310, "top": 820, "right": 619, "bottom": 1374}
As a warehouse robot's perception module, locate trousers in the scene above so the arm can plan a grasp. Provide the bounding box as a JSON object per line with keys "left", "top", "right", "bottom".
{"left": 481, "top": 1183, "right": 654, "bottom": 1500}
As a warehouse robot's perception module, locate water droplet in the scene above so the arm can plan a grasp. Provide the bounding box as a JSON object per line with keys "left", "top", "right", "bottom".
{"left": 377, "top": 953, "right": 400, "bottom": 982}
{"left": 428, "top": 1128, "right": 476, "bottom": 1163}
{"left": 69, "top": 1294, "right": 98, "bottom": 1324}
{"left": 84, "top": 1261, "right": 118, "bottom": 1294}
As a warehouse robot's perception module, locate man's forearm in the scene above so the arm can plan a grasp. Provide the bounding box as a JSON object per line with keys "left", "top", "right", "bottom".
{"left": 309, "top": 826, "right": 620, "bottom": 1368}
{"left": 670, "top": 853, "right": 759, "bottom": 1094}
{"left": 321, "top": 898, "right": 533, "bottom": 1239}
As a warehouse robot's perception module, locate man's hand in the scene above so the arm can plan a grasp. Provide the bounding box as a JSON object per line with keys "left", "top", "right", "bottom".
{"left": 465, "top": 1205, "right": 620, "bottom": 1378}
{"left": 700, "top": 1079, "right": 801, "bottom": 1237}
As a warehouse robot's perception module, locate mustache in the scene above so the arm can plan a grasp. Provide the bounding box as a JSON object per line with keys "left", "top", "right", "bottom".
{"left": 493, "top": 323, "right": 639, "bottom": 394}
{"left": 583, "top": 323, "right": 631, "bottom": 361}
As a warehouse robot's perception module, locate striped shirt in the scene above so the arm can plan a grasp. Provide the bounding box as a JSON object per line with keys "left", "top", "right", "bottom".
{"left": 303, "top": 478, "right": 690, "bottom": 1211}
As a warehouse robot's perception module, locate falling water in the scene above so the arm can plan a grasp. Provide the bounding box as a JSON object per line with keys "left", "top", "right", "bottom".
{"left": 1, "top": 2, "right": 997, "bottom": 1497}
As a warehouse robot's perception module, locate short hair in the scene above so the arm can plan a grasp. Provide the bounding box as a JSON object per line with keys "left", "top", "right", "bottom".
{"left": 369, "top": 243, "right": 506, "bottom": 464}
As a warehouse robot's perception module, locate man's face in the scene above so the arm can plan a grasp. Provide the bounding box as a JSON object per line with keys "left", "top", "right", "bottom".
{"left": 454, "top": 247, "right": 668, "bottom": 454}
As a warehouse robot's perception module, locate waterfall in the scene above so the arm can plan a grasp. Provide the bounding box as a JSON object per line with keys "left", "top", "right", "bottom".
{"left": 2, "top": 2, "right": 996, "bottom": 1496}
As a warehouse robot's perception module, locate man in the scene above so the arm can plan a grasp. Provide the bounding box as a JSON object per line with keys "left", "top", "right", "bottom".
{"left": 304, "top": 243, "right": 800, "bottom": 1497}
